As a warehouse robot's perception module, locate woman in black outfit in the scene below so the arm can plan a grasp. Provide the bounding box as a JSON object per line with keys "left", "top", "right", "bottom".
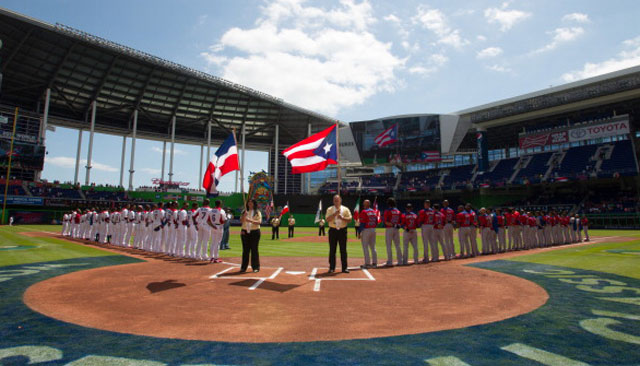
{"left": 240, "top": 199, "right": 262, "bottom": 273}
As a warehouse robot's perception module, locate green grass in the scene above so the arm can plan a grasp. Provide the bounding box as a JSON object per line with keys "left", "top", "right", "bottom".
{"left": 507, "top": 237, "right": 640, "bottom": 279}
{"left": 0, "top": 225, "right": 114, "bottom": 267}
{"left": 2, "top": 225, "right": 639, "bottom": 279}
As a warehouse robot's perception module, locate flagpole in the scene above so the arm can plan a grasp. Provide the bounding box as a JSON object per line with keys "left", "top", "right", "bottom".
{"left": 2, "top": 107, "right": 18, "bottom": 225}
{"left": 231, "top": 128, "right": 246, "bottom": 208}
{"left": 336, "top": 123, "right": 341, "bottom": 194}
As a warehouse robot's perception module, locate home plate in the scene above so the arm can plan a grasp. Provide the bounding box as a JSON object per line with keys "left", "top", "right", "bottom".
{"left": 286, "top": 271, "right": 305, "bottom": 275}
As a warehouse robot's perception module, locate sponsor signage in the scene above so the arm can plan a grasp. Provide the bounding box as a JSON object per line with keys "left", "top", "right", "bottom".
{"left": 0, "top": 195, "right": 44, "bottom": 205}
{"left": 568, "top": 120, "right": 630, "bottom": 142}
{"left": 519, "top": 117, "right": 629, "bottom": 149}
{"left": 518, "top": 131, "right": 568, "bottom": 149}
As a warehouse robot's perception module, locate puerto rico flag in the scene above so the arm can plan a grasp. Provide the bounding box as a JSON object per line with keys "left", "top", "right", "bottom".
{"left": 374, "top": 124, "right": 398, "bottom": 147}
{"left": 282, "top": 124, "right": 338, "bottom": 174}
{"left": 422, "top": 150, "right": 441, "bottom": 162}
{"left": 202, "top": 133, "right": 239, "bottom": 194}
{"left": 555, "top": 177, "right": 569, "bottom": 183}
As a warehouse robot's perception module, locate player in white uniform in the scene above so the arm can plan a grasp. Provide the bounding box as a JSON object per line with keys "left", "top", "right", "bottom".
{"left": 207, "top": 200, "right": 226, "bottom": 263}
{"left": 97, "top": 209, "right": 110, "bottom": 244}
{"left": 175, "top": 203, "right": 189, "bottom": 257}
{"left": 186, "top": 203, "right": 199, "bottom": 258}
{"left": 62, "top": 213, "right": 70, "bottom": 236}
{"left": 111, "top": 210, "right": 121, "bottom": 246}
{"left": 151, "top": 203, "right": 165, "bottom": 252}
{"left": 163, "top": 203, "right": 176, "bottom": 255}
{"left": 194, "top": 200, "right": 211, "bottom": 260}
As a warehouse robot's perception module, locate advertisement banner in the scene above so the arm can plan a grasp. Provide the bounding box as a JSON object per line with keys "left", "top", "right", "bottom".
{"left": 518, "top": 131, "right": 568, "bottom": 149}
{"left": 0, "top": 195, "right": 44, "bottom": 205}
{"left": 568, "top": 120, "right": 630, "bottom": 142}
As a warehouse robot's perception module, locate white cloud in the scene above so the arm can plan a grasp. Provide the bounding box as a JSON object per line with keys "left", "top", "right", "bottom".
{"left": 45, "top": 156, "right": 118, "bottom": 172}
{"left": 562, "top": 13, "right": 590, "bottom": 23}
{"left": 476, "top": 46, "right": 503, "bottom": 59}
{"left": 151, "top": 146, "right": 187, "bottom": 155}
{"left": 140, "top": 168, "right": 161, "bottom": 175}
{"left": 534, "top": 27, "right": 584, "bottom": 53}
{"left": 476, "top": 35, "right": 487, "bottom": 42}
{"left": 484, "top": 5, "right": 531, "bottom": 31}
{"left": 407, "top": 53, "right": 448, "bottom": 77}
{"left": 201, "top": 0, "right": 404, "bottom": 115}
{"left": 384, "top": 14, "right": 400, "bottom": 23}
{"left": 561, "top": 36, "right": 640, "bottom": 82}
{"left": 486, "top": 64, "right": 512, "bottom": 73}
{"left": 412, "top": 6, "right": 469, "bottom": 48}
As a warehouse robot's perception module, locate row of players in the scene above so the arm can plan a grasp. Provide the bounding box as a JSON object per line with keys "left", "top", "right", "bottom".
{"left": 356, "top": 198, "right": 590, "bottom": 267}
{"left": 61, "top": 199, "right": 232, "bottom": 262}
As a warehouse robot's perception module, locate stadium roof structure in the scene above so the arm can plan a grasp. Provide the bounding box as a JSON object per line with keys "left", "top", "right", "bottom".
{"left": 446, "top": 65, "right": 640, "bottom": 153}
{"left": 456, "top": 65, "right": 640, "bottom": 127}
{"left": 0, "top": 7, "right": 339, "bottom": 149}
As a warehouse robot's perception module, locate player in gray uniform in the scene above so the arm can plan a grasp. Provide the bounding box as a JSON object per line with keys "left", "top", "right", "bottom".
{"left": 383, "top": 197, "right": 403, "bottom": 266}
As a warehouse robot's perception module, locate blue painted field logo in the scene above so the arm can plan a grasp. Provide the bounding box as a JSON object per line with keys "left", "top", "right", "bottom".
{"left": 0, "top": 263, "right": 87, "bottom": 283}
{"left": 523, "top": 268, "right": 640, "bottom": 345}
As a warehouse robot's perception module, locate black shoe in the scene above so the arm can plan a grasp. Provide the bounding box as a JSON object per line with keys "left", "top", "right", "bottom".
{"left": 239, "top": 269, "right": 247, "bottom": 273}
{"left": 328, "top": 269, "right": 335, "bottom": 273}
{"left": 342, "top": 269, "right": 350, "bottom": 273}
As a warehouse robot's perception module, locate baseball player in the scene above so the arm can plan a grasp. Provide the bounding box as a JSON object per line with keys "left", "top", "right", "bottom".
{"left": 111, "top": 209, "right": 122, "bottom": 246}
{"left": 401, "top": 203, "right": 419, "bottom": 265}
{"left": 432, "top": 203, "right": 447, "bottom": 261}
{"left": 186, "top": 202, "right": 199, "bottom": 258}
{"left": 418, "top": 200, "right": 435, "bottom": 263}
{"left": 383, "top": 197, "right": 403, "bottom": 266}
{"left": 207, "top": 200, "right": 226, "bottom": 263}
{"left": 151, "top": 203, "right": 165, "bottom": 252}
{"left": 495, "top": 208, "right": 506, "bottom": 252}
{"left": 358, "top": 199, "right": 379, "bottom": 268}
{"left": 98, "top": 208, "right": 110, "bottom": 244}
{"left": 581, "top": 215, "right": 590, "bottom": 241}
{"left": 61, "top": 212, "right": 70, "bottom": 236}
{"left": 441, "top": 200, "right": 456, "bottom": 260}
{"left": 455, "top": 205, "right": 472, "bottom": 258}
{"left": 194, "top": 200, "right": 211, "bottom": 260}
{"left": 478, "top": 208, "right": 490, "bottom": 254}
{"left": 175, "top": 203, "right": 189, "bottom": 257}
{"left": 465, "top": 203, "right": 480, "bottom": 256}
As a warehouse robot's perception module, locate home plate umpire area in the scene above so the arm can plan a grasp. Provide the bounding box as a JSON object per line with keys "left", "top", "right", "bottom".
{"left": 24, "top": 246, "right": 546, "bottom": 343}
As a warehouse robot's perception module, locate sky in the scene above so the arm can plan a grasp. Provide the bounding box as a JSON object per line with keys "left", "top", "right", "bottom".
{"left": 2, "top": 0, "right": 640, "bottom": 191}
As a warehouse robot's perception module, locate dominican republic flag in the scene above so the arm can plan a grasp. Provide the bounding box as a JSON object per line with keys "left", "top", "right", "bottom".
{"left": 374, "top": 124, "right": 398, "bottom": 147}
{"left": 280, "top": 202, "right": 290, "bottom": 217}
{"left": 202, "top": 133, "right": 239, "bottom": 194}
{"left": 373, "top": 200, "right": 381, "bottom": 222}
{"left": 282, "top": 124, "right": 338, "bottom": 174}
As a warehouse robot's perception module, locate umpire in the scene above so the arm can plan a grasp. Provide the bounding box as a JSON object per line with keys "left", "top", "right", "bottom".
{"left": 325, "top": 194, "right": 352, "bottom": 273}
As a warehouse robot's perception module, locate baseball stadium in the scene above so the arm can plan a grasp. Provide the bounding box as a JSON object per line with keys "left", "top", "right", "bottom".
{"left": 1, "top": 5, "right": 640, "bottom": 366}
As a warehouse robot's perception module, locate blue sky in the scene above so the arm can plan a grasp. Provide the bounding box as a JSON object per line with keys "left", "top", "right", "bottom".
{"left": 3, "top": 0, "right": 640, "bottom": 191}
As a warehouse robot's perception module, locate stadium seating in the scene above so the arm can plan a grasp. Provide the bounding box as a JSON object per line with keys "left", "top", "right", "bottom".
{"left": 361, "top": 174, "right": 395, "bottom": 193}
{"left": 512, "top": 152, "right": 553, "bottom": 184}
{"left": 442, "top": 165, "right": 474, "bottom": 190}
{"left": 399, "top": 170, "right": 440, "bottom": 192}
{"left": 475, "top": 157, "right": 519, "bottom": 187}
{"left": 599, "top": 140, "right": 638, "bottom": 178}
{"left": 549, "top": 144, "right": 598, "bottom": 180}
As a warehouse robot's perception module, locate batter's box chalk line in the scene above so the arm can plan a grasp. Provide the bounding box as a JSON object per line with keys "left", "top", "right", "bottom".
{"left": 209, "top": 262, "right": 375, "bottom": 292}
